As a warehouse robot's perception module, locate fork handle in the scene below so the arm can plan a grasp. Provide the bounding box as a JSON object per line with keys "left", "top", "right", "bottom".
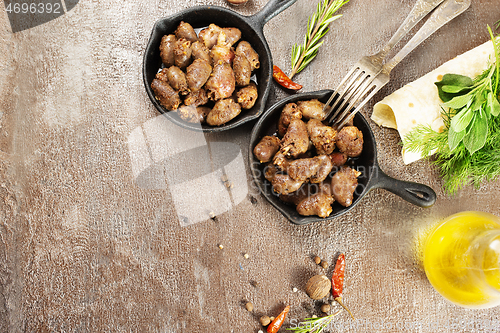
{"left": 382, "top": 0, "right": 471, "bottom": 74}
{"left": 370, "top": 0, "right": 445, "bottom": 65}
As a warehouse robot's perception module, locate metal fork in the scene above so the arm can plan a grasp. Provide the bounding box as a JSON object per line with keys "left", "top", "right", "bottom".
{"left": 323, "top": 0, "right": 444, "bottom": 123}
{"left": 324, "top": 0, "right": 471, "bottom": 129}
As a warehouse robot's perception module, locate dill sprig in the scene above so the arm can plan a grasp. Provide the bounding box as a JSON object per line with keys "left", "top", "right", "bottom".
{"left": 403, "top": 27, "right": 500, "bottom": 194}
{"left": 290, "top": 0, "right": 349, "bottom": 79}
{"left": 403, "top": 108, "right": 500, "bottom": 193}
{"left": 402, "top": 108, "right": 454, "bottom": 159}
{"left": 287, "top": 311, "right": 342, "bottom": 333}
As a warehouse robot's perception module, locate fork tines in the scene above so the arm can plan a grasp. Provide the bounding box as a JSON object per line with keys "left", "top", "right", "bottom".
{"left": 324, "top": 59, "right": 381, "bottom": 128}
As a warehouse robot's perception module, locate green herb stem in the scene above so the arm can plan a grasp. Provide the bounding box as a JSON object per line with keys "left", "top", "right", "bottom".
{"left": 290, "top": 0, "right": 349, "bottom": 79}
{"left": 287, "top": 311, "right": 342, "bottom": 333}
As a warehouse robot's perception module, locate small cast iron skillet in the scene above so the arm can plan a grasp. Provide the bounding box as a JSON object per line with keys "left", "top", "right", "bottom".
{"left": 143, "top": 0, "right": 297, "bottom": 132}
{"left": 249, "top": 90, "right": 437, "bottom": 225}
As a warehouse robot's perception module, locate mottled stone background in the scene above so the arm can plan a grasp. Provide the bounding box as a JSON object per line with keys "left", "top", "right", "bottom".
{"left": 1, "top": 0, "right": 499, "bottom": 332}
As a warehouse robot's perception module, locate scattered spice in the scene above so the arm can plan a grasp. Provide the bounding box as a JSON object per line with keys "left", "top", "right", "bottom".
{"left": 320, "top": 261, "right": 328, "bottom": 269}
{"left": 291, "top": 257, "right": 356, "bottom": 333}
{"left": 260, "top": 315, "right": 271, "bottom": 326}
{"left": 305, "top": 275, "right": 331, "bottom": 300}
{"left": 221, "top": 175, "right": 234, "bottom": 189}
{"left": 269, "top": 316, "right": 275, "bottom": 322}
{"left": 250, "top": 195, "right": 258, "bottom": 205}
{"left": 244, "top": 253, "right": 250, "bottom": 259}
{"left": 267, "top": 305, "right": 290, "bottom": 333}
{"left": 218, "top": 244, "right": 224, "bottom": 249}
{"left": 209, "top": 211, "right": 216, "bottom": 219}
{"left": 313, "top": 256, "right": 322, "bottom": 265}
{"left": 320, "top": 303, "right": 331, "bottom": 313}
{"left": 292, "top": 287, "right": 298, "bottom": 293}
{"left": 331, "top": 253, "right": 354, "bottom": 319}
{"left": 245, "top": 302, "right": 254, "bottom": 312}
{"left": 273, "top": 65, "right": 303, "bottom": 90}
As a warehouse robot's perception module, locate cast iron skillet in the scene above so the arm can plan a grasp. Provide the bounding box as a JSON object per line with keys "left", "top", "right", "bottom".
{"left": 143, "top": 0, "right": 297, "bottom": 132}
{"left": 249, "top": 90, "right": 437, "bottom": 225}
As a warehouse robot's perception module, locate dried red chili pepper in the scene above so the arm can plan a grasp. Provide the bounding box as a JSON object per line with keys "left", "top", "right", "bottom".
{"left": 267, "top": 305, "right": 290, "bottom": 333}
{"left": 332, "top": 253, "right": 355, "bottom": 319}
{"left": 273, "top": 65, "right": 303, "bottom": 90}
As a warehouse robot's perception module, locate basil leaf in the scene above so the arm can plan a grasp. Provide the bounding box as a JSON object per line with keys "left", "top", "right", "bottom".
{"left": 471, "top": 91, "right": 487, "bottom": 111}
{"left": 437, "top": 74, "right": 474, "bottom": 87}
{"left": 450, "top": 108, "right": 473, "bottom": 133}
{"left": 435, "top": 74, "right": 474, "bottom": 102}
{"left": 445, "top": 93, "right": 473, "bottom": 110}
{"left": 463, "top": 110, "right": 488, "bottom": 155}
{"left": 488, "top": 92, "right": 500, "bottom": 117}
{"left": 442, "top": 85, "right": 472, "bottom": 94}
{"left": 448, "top": 126, "right": 466, "bottom": 152}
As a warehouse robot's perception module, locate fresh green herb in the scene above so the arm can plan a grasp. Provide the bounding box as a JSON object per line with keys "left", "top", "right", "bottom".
{"left": 287, "top": 311, "right": 341, "bottom": 333}
{"left": 290, "top": 0, "right": 349, "bottom": 79}
{"left": 403, "top": 27, "right": 500, "bottom": 194}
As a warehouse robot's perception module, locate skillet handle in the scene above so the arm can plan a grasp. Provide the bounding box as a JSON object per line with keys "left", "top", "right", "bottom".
{"left": 250, "top": 0, "right": 298, "bottom": 28}
{"left": 371, "top": 165, "right": 437, "bottom": 208}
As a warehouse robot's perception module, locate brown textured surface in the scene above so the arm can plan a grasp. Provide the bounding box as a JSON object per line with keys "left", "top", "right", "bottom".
{"left": 1, "top": 0, "right": 500, "bottom": 332}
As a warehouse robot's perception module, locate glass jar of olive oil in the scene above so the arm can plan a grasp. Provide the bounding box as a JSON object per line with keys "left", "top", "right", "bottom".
{"left": 424, "top": 211, "right": 500, "bottom": 308}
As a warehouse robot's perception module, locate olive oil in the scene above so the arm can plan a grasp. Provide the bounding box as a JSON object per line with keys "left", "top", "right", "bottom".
{"left": 424, "top": 211, "right": 500, "bottom": 308}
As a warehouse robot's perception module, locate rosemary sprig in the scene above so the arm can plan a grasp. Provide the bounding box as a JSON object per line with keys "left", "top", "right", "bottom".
{"left": 290, "top": 0, "right": 349, "bottom": 79}
{"left": 287, "top": 311, "right": 342, "bottom": 333}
